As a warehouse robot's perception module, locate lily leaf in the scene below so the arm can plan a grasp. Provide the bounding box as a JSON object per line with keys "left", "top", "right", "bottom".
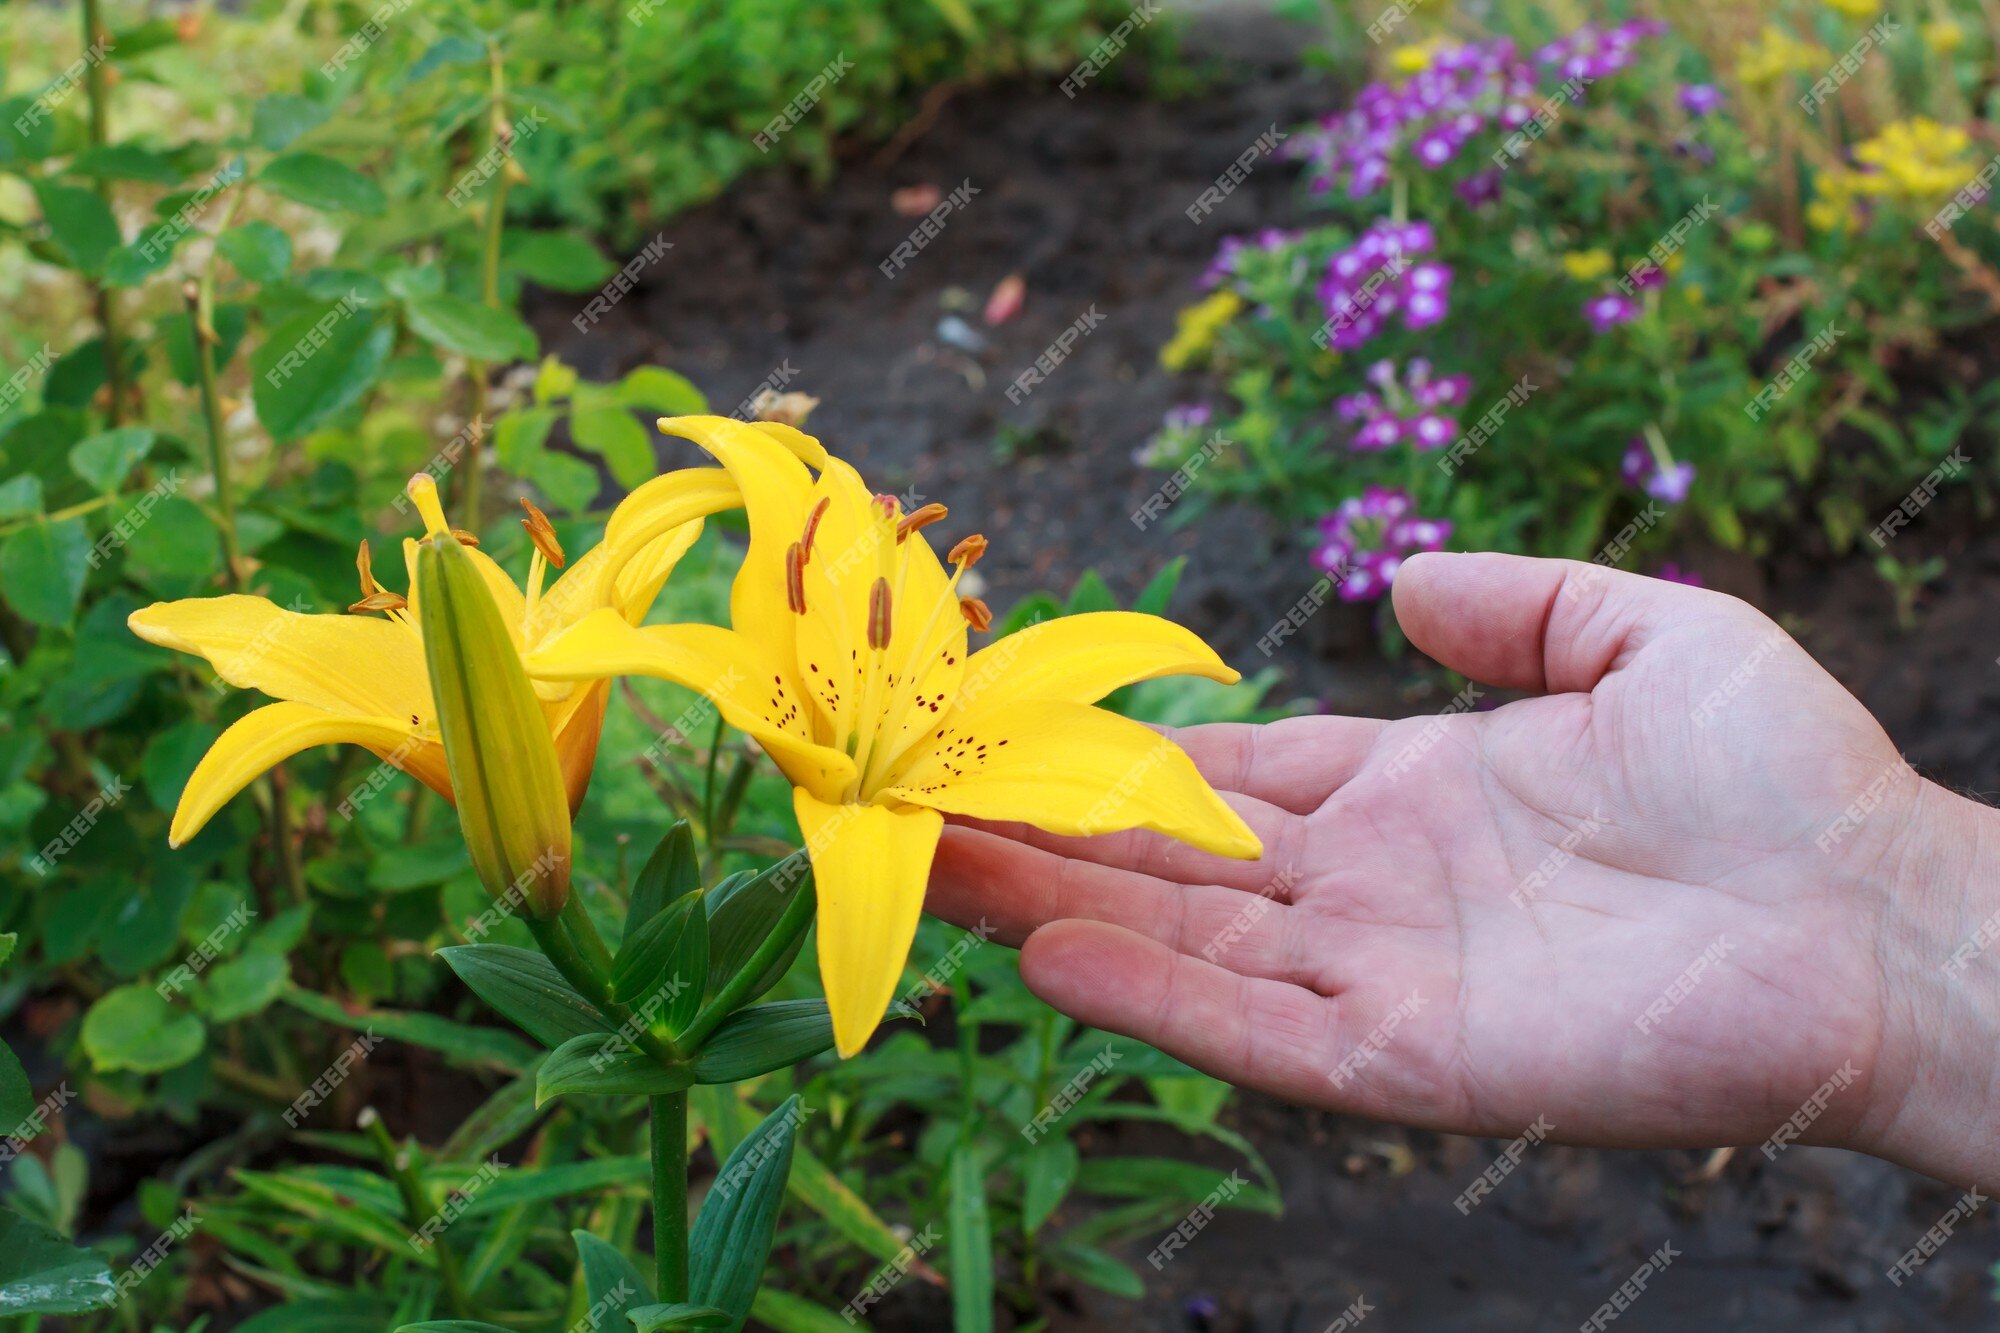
{"left": 689, "top": 1095, "right": 805, "bottom": 1331}
{"left": 536, "top": 1033, "right": 692, "bottom": 1107}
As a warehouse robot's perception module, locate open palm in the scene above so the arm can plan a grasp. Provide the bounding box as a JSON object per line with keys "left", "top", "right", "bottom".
{"left": 927, "top": 552, "right": 1980, "bottom": 1166}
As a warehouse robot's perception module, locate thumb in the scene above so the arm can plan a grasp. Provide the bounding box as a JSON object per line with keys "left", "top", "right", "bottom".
{"left": 1389, "top": 551, "right": 1727, "bottom": 695}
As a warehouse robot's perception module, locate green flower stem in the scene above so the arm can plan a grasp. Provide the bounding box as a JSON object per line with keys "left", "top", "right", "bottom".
{"left": 650, "top": 1091, "right": 690, "bottom": 1302}
{"left": 184, "top": 282, "right": 243, "bottom": 590}
{"left": 361, "top": 1108, "right": 479, "bottom": 1320}
{"left": 677, "top": 868, "right": 815, "bottom": 1050}
{"left": 458, "top": 42, "right": 513, "bottom": 529}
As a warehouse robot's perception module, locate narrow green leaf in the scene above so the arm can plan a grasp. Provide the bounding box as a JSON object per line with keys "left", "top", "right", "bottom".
{"left": 689, "top": 1095, "right": 804, "bottom": 1331}
{"left": 438, "top": 944, "right": 610, "bottom": 1048}
{"left": 629, "top": 820, "right": 699, "bottom": 927}
{"left": 1044, "top": 1240, "right": 1143, "bottom": 1298}
{"left": 572, "top": 1230, "right": 652, "bottom": 1315}
{"left": 536, "top": 1033, "right": 691, "bottom": 1107}
{"left": 746, "top": 1289, "right": 854, "bottom": 1333}
{"left": 946, "top": 1146, "right": 993, "bottom": 1333}
{"left": 280, "top": 988, "right": 537, "bottom": 1073}
{"left": 689, "top": 1000, "right": 834, "bottom": 1084}
{"left": 610, "top": 890, "right": 704, "bottom": 1004}
{"left": 1020, "top": 1138, "right": 1078, "bottom": 1234}
{"left": 704, "top": 852, "right": 812, "bottom": 1004}
{"left": 628, "top": 1305, "right": 732, "bottom": 1332}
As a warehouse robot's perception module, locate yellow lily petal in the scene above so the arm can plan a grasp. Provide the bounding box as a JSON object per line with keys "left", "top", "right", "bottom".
{"left": 796, "top": 788, "right": 943, "bottom": 1057}
{"left": 602, "top": 466, "right": 742, "bottom": 554}
{"left": 658, "top": 415, "right": 817, "bottom": 613}
{"left": 882, "top": 699, "right": 1261, "bottom": 859}
{"left": 611, "top": 520, "right": 706, "bottom": 625}
{"left": 550, "top": 678, "right": 610, "bottom": 815}
{"left": 171, "top": 701, "right": 430, "bottom": 847}
{"left": 129, "top": 597, "right": 431, "bottom": 724}
{"left": 526, "top": 608, "right": 856, "bottom": 801}
{"left": 956, "top": 611, "right": 1239, "bottom": 712}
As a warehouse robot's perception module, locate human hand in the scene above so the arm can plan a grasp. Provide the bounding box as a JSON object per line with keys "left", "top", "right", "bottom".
{"left": 926, "top": 552, "right": 2000, "bottom": 1186}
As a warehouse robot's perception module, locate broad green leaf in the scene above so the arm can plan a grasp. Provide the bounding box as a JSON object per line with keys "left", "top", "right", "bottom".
{"left": 252, "top": 304, "right": 392, "bottom": 440}
{"left": 0, "top": 476, "right": 43, "bottom": 521}
{"left": 121, "top": 496, "right": 221, "bottom": 593}
{"left": 438, "top": 944, "right": 610, "bottom": 1048}
{"left": 502, "top": 230, "right": 613, "bottom": 292}
{"left": 67, "top": 143, "right": 185, "bottom": 184}
{"left": 80, "top": 985, "right": 204, "bottom": 1075}
{"left": 258, "top": 152, "right": 386, "bottom": 214}
{"left": 946, "top": 1145, "right": 993, "bottom": 1333}
{"left": 0, "top": 518, "right": 89, "bottom": 627}
{"left": 0, "top": 1209, "right": 116, "bottom": 1313}
{"left": 68, "top": 426, "right": 154, "bottom": 493}
{"left": 395, "top": 1324, "right": 512, "bottom": 1332}
{"left": 610, "top": 890, "right": 704, "bottom": 1005}
{"left": 1020, "top": 1138, "right": 1078, "bottom": 1234}
{"left": 34, "top": 182, "right": 120, "bottom": 276}
{"left": 536, "top": 1033, "right": 692, "bottom": 1106}
{"left": 524, "top": 448, "right": 598, "bottom": 514}
{"left": 217, "top": 221, "right": 293, "bottom": 283}
{"left": 203, "top": 948, "right": 289, "bottom": 1022}
{"left": 570, "top": 406, "right": 652, "bottom": 489}
{"left": 689, "top": 1095, "right": 803, "bottom": 1332}
{"left": 252, "top": 94, "right": 331, "bottom": 152}
{"left": 690, "top": 1001, "right": 835, "bottom": 1083}
{"left": 616, "top": 366, "right": 706, "bottom": 415}
{"left": 403, "top": 294, "right": 536, "bottom": 363}
{"left": 159, "top": 304, "right": 248, "bottom": 385}
{"left": 493, "top": 407, "right": 557, "bottom": 471}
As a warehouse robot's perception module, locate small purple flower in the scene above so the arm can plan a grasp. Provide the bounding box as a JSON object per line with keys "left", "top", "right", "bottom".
{"left": 1414, "top": 126, "right": 1459, "bottom": 168}
{"left": 1584, "top": 292, "right": 1638, "bottom": 334}
{"left": 1409, "top": 413, "right": 1457, "bottom": 450}
{"left": 1678, "top": 83, "right": 1722, "bottom": 116}
{"left": 1647, "top": 461, "right": 1695, "bottom": 505}
{"left": 1456, "top": 167, "right": 1504, "bottom": 208}
{"left": 1314, "top": 487, "right": 1450, "bottom": 601}
{"left": 1164, "top": 403, "right": 1211, "bottom": 431}
{"left": 1354, "top": 415, "right": 1403, "bottom": 450}
{"left": 1334, "top": 392, "right": 1378, "bottom": 422}
{"left": 1620, "top": 438, "right": 1652, "bottom": 485}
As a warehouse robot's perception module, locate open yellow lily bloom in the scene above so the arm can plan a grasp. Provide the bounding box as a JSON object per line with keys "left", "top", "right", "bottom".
{"left": 128, "top": 462, "right": 753, "bottom": 848}
{"left": 527, "top": 415, "right": 1262, "bottom": 1056}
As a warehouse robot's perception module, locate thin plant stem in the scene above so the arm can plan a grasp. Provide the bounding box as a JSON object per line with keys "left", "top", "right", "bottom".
{"left": 651, "top": 1091, "right": 691, "bottom": 1302}
{"left": 362, "top": 1110, "right": 480, "bottom": 1320}
{"left": 458, "top": 43, "right": 515, "bottom": 529}
{"left": 81, "top": 0, "right": 126, "bottom": 427}
{"left": 184, "top": 280, "right": 243, "bottom": 588}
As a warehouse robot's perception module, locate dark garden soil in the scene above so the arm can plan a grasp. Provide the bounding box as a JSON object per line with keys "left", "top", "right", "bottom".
{"left": 524, "top": 11, "right": 2000, "bottom": 1331}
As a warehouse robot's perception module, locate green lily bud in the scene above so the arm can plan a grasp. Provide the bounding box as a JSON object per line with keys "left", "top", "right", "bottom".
{"left": 409, "top": 474, "right": 572, "bottom": 918}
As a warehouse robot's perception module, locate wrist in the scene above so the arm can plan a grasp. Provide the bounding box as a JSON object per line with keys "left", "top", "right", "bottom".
{"left": 1850, "top": 781, "right": 2000, "bottom": 1186}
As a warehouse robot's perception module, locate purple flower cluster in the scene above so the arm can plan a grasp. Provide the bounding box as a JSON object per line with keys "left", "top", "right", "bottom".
{"left": 1677, "top": 83, "right": 1722, "bottom": 116}
{"left": 1582, "top": 291, "right": 1639, "bottom": 334}
{"left": 1621, "top": 437, "right": 1694, "bottom": 504}
{"left": 1289, "top": 21, "right": 1662, "bottom": 200}
{"left": 1336, "top": 357, "right": 1469, "bottom": 452}
{"left": 1312, "top": 485, "right": 1451, "bottom": 601}
{"left": 1318, "top": 221, "right": 1451, "bottom": 350}
{"left": 1199, "top": 227, "right": 1298, "bottom": 290}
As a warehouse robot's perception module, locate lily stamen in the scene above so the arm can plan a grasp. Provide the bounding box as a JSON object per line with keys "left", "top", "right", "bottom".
{"left": 800, "top": 497, "right": 830, "bottom": 563}
{"left": 868, "top": 578, "right": 892, "bottom": 650}
{"left": 895, "top": 503, "right": 948, "bottom": 543}
{"left": 787, "top": 541, "right": 808, "bottom": 614}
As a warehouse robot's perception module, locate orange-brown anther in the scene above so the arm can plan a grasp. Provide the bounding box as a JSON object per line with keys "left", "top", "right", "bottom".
{"left": 872, "top": 493, "right": 901, "bottom": 524}
{"left": 868, "top": 578, "right": 893, "bottom": 650}
{"left": 786, "top": 541, "right": 808, "bottom": 614}
{"left": 348, "top": 590, "right": 410, "bottom": 615}
{"left": 355, "top": 540, "right": 384, "bottom": 598}
{"left": 948, "top": 534, "right": 988, "bottom": 568}
{"left": 895, "top": 503, "right": 948, "bottom": 543}
{"left": 959, "top": 596, "right": 993, "bottom": 633}
{"left": 451, "top": 528, "right": 482, "bottom": 548}
{"left": 518, "top": 499, "right": 566, "bottom": 568}
{"left": 800, "top": 497, "right": 830, "bottom": 563}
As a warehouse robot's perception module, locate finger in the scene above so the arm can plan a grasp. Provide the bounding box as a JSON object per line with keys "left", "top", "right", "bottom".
{"left": 928, "top": 825, "right": 1331, "bottom": 986}
{"left": 1019, "top": 919, "right": 1348, "bottom": 1108}
{"left": 1390, "top": 550, "right": 1737, "bottom": 695}
{"left": 1149, "top": 715, "right": 1387, "bottom": 815}
{"left": 947, "top": 788, "right": 1307, "bottom": 893}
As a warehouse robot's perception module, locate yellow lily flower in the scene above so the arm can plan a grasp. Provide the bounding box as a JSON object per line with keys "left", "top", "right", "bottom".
{"left": 128, "top": 462, "right": 757, "bottom": 848}
{"left": 527, "top": 416, "right": 1263, "bottom": 1056}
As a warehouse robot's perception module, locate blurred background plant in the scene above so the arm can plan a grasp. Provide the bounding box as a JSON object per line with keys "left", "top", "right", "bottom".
{"left": 1147, "top": 0, "right": 2000, "bottom": 625}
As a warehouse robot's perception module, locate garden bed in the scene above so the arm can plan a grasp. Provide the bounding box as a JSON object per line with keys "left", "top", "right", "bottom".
{"left": 528, "top": 15, "right": 2000, "bottom": 1330}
